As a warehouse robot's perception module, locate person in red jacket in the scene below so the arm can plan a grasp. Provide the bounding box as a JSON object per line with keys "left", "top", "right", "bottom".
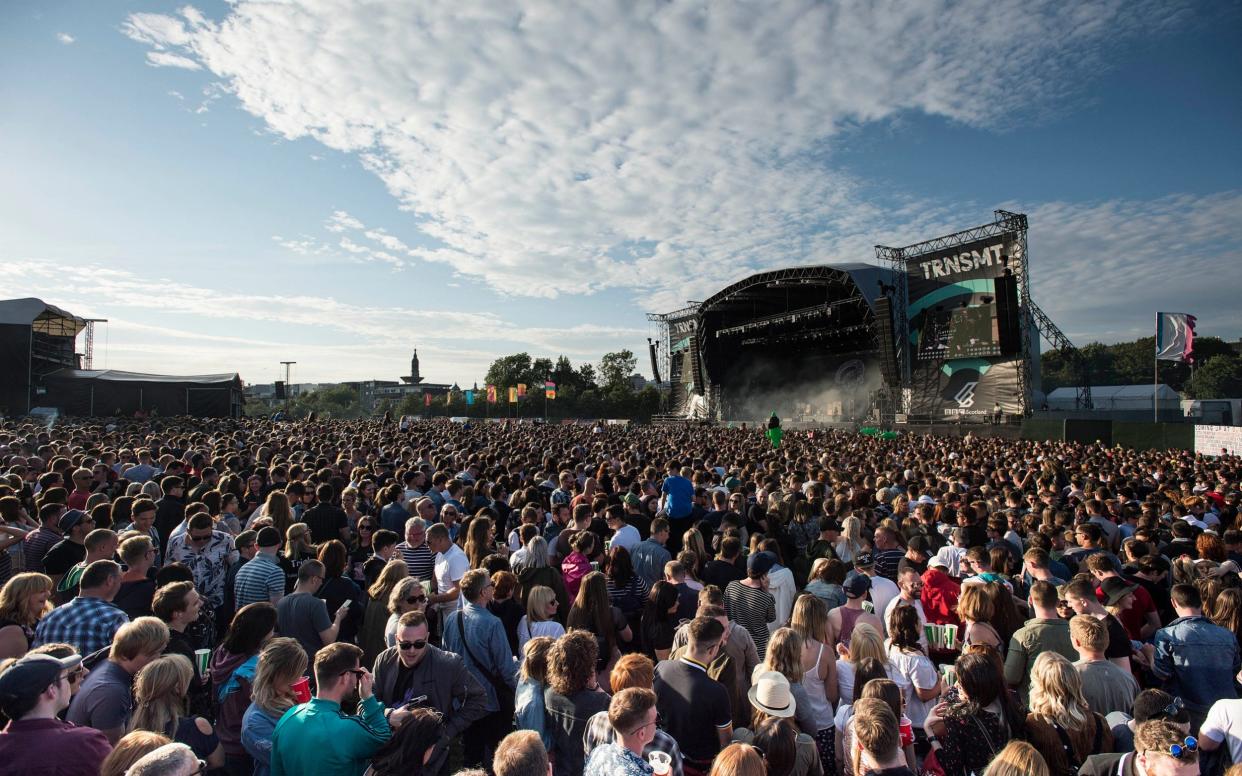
{"left": 920, "top": 558, "right": 962, "bottom": 628}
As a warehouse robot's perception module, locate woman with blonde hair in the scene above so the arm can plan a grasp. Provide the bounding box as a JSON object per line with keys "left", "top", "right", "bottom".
{"left": 957, "top": 583, "right": 1002, "bottom": 651}
{"left": 0, "top": 572, "right": 53, "bottom": 659}
{"left": 384, "top": 576, "right": 427, "bottom": 649}
{"left": 283, "top": 523, "right": 316, "bottom": 589}
{"left": 709, "top": 743, "right": 767, "bottom": 776}
{"left": 518, "top": 585, "right": 565, "bottom": 653}
{"left": 761, "top": 627, "right": 818, "bottom": 737}
{"left": 242, "top": 637, "right": 307, "bottom": 776}
{"left": 983, "top": 740, "right": 1050, "bottom": 776}
{"left": 790, "top": 594, "right": 838, "bottom": 771}
{"left": 514, "top": 636, "right": 556, "bottom": 749}
{"left": 1024, "top": 651, "right": 1111, "bottom": 775}
{"left": 99, "top": 731, "right": 172, "bottom": 776}
{"left": 261, "top": 491, "right": 294, "bottom": 538}
{"left": 359, "top": 560, "right": 407, "bottom": 665}
{"left": 835, "top": 622, "right": 888, "bottom": 706}
{"left": 835, "top": 516, "right": 865, "bottom": 565}
{"left": 130, "top": 654, "right": 225, "bottom": 769}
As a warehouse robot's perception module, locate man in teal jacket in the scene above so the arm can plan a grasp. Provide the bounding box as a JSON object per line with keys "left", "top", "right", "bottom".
{"left": 270, "top": 642, "right": 392, "bottom": 776}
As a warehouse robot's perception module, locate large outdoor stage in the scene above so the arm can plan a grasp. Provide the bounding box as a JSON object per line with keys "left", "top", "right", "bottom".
{"left": 648, "top": 210, "right": 1092, "bottom": 424}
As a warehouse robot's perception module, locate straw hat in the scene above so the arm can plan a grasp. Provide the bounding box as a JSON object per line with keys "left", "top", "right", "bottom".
{"left": 747, "top": 670, "right": 796, "bottom": 718}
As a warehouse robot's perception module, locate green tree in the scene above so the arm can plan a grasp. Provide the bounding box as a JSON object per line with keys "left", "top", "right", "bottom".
{"left": 1187, "top": 354, "right": 1242, "bottom": 399}
{"left": 484, "top": 353, "right": 533, "bottom": 391}
{"left": 598, "top": 349, "right": 637, "bottom": 393}
{"left": 576, "top": 363, "right": 598, "bottom": 390}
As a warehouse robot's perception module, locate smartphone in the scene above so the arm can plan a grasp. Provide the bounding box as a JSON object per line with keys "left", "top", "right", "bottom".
{"left": 404, "top": 695, "right": 428, "bottom": 709}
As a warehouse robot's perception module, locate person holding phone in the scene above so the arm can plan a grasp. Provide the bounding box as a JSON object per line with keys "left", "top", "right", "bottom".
{"left": 269, "top": 643, "right": 391, "bottom": 776}
{"left": 372, "top": 610, "right": 488, "bottom": 774}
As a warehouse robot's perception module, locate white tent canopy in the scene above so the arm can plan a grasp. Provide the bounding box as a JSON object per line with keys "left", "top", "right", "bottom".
{"left": 1047, "top": 384, "right": 1180, "bottom": 411}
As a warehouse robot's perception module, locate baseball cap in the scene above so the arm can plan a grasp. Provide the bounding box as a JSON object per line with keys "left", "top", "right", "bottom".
{"left": 0, "top": 653, "right": 81, "bottom": 718}
{"left": 818, "top": 518, "right": 842, "bottom": 534}
{"left": 853, "top": 551, "right": 875, "bottom": 568}
{"left": 624, "top": 493, "right": 641, "bottom": 508}
{"left": 58, "top": 509, "right": 88, "bottom": 533}
{"left": 843, "top": 571, "right": 872, "bottom": 598}
{"left": 256, "top": 526, "right": 282, "bottom": 548}
{"left": 747, "top": 551, "right": 777, "bottom": 577}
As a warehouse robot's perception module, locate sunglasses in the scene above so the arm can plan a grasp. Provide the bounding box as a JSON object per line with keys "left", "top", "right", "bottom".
{"left": 190, "top": 534, "right": 213, "bottom": 543}
{"left": 1158, "top": 696, "right": 1186, "bottom": 719}
{"left": 398, "top": 639, "right": 428, "bottom": 651}
{"left": 405, "top": 596, "right": 426, "bottom": 605}
{"left": 359, "top": 524, "right": 375, "bottom": 531}
{"left": 1148, "top": 736, "right": 1198, "bottom": 759}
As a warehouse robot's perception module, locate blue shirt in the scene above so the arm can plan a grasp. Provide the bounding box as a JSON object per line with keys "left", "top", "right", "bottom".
{"left": 631, "top": 539, "right": 672, "bottom": 586}
{"left": 585, "top": 743, "right": 654, "bottom": 776}
{"left": 442, "top": 602, "right": 518, "bottom": 713}
{"left": 661, "top": 476, "right": 694, "bottom": 519}
{"left": 234, "top": 551, "right": 285, "bottom": 608}
{"left": 1152, "top": 615, "right": 1241, "bottom": 714}
{"left": 34, "top": 595, "right": 129, "bottom": 656}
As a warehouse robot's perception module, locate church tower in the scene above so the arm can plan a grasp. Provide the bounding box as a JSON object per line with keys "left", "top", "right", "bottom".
{"left": 402, "top": 349, "right": 423, "bottom": 384}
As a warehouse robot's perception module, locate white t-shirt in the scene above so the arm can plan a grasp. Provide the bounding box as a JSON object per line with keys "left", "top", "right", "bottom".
{"left": 886, "top": 644, "right": 939, "bottom": 726}
{"left": 517, "top": 617, "right": 566, "bottom": 654}
{"left": 835, "top": 660, "right": 898, "bottom": 712}
{"left": 883, "top": 596, "right": 928, "bottom": 651}
{"left": 434, "top": 543, "right": 470, "bottom": 615}
{"left": 868, "top": 574, "right": 900, "bottom": 619}
{"left": 1201, "top": 698, "right": 1242, "bottom": 765}
{"left": 768, "top": 566, "right": 797, "bottom": 634}
{"left": 610, "top": 524, "right": 641, "bottom": 554}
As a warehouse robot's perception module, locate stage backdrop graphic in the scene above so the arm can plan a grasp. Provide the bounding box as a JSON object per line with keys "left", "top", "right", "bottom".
{"left": 905, "top": 232, "right": 1025, "bottom": 417}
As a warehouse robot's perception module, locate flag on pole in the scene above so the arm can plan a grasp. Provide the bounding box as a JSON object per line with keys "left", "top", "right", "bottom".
{"left": 465, "top": 390, "right": 474, "bottom": 405}
{"left": 1156, "top": 312, "right": 1197, "bottom": 362}
{"left": 508, "top": 387, "right": 518, "bottom": 403}
{"left": 423, "top": 393, "right": 431, "bottom": 407}
{"left": 486, "top": 384, "right": 497, "bottom": 403}
{"left": 517, "top": 383, "right": 527, "bottom": 398}
{"left": 545, "top": 380, "right": 557, "bottom": 399}
{"left": 445, "top": 391, "right": 452, "bottom": 405}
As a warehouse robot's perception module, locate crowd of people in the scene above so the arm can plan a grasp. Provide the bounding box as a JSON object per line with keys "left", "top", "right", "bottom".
{"left": 0, "top": 414, "right": 1239, "bottom": 776}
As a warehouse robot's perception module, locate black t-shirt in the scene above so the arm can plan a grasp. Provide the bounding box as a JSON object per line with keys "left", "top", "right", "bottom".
{"left": 114, "top": 577, "right": 157, "bottom": 619}
{"left": 701, "top": 559, "right": 745, "bottom": 590}
{"left": 1103, "top": 614, "right": 1132, "bottom": 660}
{"left": 42, "top": 539, "right": 86, "bottom": 576}
{"left": 653, "top": 659, "right": 732, "bottom": 763}
{"left": 303, "top": 504, "right": 347, "bottom": 544}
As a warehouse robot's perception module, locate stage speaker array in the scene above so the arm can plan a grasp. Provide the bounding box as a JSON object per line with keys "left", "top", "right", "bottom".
{"left": 994, "top": 273, "right": 1021, "bottom": 355}
{"left": 274, "top": 381, "right": 286, "bottom": 399}
{"left": 873, "top": 297, "right": 901, "bottom": 387}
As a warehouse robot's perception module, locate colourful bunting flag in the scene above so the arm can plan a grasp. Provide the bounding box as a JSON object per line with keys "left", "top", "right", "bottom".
{"left": 486, "top": 384, "right": 497, "bottom": 403}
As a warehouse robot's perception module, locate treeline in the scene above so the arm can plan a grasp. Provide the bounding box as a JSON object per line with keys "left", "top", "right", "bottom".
{"left": 391, "top": 349, "right": 663, "bottom": 420}
{"left": 1041, "top": 335, "right": 1242, "bottom": 398}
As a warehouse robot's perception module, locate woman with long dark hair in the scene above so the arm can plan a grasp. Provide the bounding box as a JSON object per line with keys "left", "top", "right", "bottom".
{"left": 211, "top": 602, "right": 278, "bottom": 776}
{"left": 924, "top": 651, "right": 1025, "bottom": 776}
{"left": 604, "top": 545, "right": 649, "bottom": 623}
{"left": 314, "top": 539, "right": 363, "bottom": 643}
{"left": 567, "top": 571, "right": 632, "bottom": 685}
{"left": 366, "top": 707, "right": 446, "bottom": 776}
{"left": 639, "top": 580, "right": 681, "bottom": 660}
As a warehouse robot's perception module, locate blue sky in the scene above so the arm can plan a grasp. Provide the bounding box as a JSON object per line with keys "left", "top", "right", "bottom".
{"left": 3, "top": 1, "right": 1240, "bottom": 386}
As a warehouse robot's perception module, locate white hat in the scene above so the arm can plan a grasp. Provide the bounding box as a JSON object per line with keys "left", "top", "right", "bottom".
{"left": 932, "top": 547, "right": 960, "bottom": 577}
{"left": 747, "top": 670, "right": 796, "bottom": 718}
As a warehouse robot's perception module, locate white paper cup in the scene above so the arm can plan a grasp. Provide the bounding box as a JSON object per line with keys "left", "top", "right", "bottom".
{"left": 648, "top": 751, "right": 672, "bottom": 776}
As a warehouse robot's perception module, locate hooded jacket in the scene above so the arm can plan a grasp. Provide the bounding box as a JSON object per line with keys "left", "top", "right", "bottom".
{"left": 212, "top": 646, "right": 259, "bottom": 758}
{"left": 919, "top": 567, "right": 962, "bottom": 627}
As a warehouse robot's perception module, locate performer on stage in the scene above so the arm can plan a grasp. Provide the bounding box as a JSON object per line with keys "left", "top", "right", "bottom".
{"left": 765, "top": 412, "right": 783, "bottom": 449}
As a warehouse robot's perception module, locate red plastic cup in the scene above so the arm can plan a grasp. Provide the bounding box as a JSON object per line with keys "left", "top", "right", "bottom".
{"left": 899, "top": 717, "right": 914, "bottom": 747}
{"left": 292, "top": 676, "right": 311, "bottom": 704}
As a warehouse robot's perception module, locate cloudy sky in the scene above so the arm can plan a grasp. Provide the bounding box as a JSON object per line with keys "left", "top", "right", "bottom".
{"left": 4, "top": 1, "right": 1240, "bottom": 386}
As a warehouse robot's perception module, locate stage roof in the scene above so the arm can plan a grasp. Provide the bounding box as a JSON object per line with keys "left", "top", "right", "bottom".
{"left": 46, "top": 369, "right": 241, "bottom": 385}
{"left": 0, "top": 297, "right": 86, "bottom": 336}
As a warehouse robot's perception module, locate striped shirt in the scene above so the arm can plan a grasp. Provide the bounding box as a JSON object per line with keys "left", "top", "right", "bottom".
{"left": 233, "top": 551, "right": 285, "bottom": 608}
{"left": 724, "top": 580, "right": 776, "bottom": 660}
{"left": 23, "top": 527, "right": 62, "bottom": 573}
{"left": 394, "top": 542, "right": 435, "bottom": 583}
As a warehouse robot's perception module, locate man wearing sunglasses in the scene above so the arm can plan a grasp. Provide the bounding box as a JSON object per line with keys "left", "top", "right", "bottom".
{"left": 1080, "top": 719, "right": 1200, "bottom": 776}
{"left": 0, "top": 652, "right": 111, "bottom": 776}
{"left": 372, "top": 610, "right": 487, "bottom": 773}
{"left": 270, "top": 642, "right": 391, "bottom": 776}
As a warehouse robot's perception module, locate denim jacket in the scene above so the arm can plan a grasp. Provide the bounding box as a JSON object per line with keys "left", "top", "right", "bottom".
{"left": 1152, "top": 615, "right": 1240, "bottom": 713}
{"left": 442, "top": 602, "right": 518, "bottom": 713}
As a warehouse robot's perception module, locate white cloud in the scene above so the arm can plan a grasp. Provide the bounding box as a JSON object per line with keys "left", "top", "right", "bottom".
{"left": 56, "top": 32, "right": 75, "bottom": 45}
{"left": 5, "top": 261, "right": 646, "bottom": 382}
{"left": 121, "top": 1, "right": 1191, "bottom": 301}
{"left": 146, "top": 51, "right": 203, "bottom": 70}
